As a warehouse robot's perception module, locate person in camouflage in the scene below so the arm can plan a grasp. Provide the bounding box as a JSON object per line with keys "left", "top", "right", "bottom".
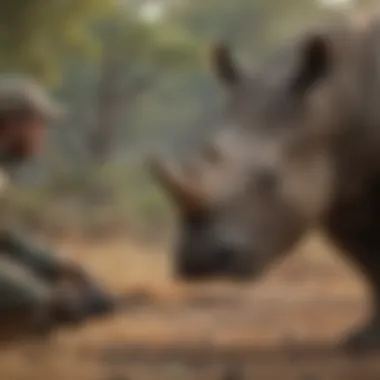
{"left": 0, "top": 74, "right": 116, "bottom": 342}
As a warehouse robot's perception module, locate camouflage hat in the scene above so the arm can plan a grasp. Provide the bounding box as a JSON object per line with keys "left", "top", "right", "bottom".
{"left": 0, "top": 74, "right": 66, "bottom": 120}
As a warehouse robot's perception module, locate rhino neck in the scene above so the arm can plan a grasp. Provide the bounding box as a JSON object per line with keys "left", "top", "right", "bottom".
{"left": 327, "top": 18, "right": 380, "bottom": 168}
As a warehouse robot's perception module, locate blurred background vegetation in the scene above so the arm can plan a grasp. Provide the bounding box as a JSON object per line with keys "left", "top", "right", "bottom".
{"left": 2, "top": 0, "right": 377, "bottom": 239}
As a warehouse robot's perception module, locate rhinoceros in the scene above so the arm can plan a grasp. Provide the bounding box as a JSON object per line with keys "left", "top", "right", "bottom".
{"left": 150, "top": 15, "right": 380, "bottom": 352}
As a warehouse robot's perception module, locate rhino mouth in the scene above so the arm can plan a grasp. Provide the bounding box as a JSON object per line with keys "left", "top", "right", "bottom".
{"left": 173, "top": 255, "right": 261, "bottom": 283}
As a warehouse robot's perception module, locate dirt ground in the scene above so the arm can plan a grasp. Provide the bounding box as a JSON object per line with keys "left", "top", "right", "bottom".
{"left": 0, "top": 233, "right": 378, "bottom": 380}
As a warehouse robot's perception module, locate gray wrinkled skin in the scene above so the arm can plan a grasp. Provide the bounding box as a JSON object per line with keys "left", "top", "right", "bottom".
{"left": 173, "top": 126, "right": 334, "bottom": 280}
{"left": 151, "top": 15, "right": 380, "bottom": 352}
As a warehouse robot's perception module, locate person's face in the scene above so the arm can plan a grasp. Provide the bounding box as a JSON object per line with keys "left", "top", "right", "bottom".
{"left": 0, "top": 109, "right": 46, "bottom": 162}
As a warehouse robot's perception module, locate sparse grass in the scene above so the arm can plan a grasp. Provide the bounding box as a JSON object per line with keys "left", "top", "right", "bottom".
{"left": 0, "top": 233, "right": 373, "bottom": 380}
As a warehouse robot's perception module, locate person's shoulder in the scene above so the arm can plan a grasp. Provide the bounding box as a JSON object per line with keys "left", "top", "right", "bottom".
{"left": 0, "top": 74, "right": 42, "bottom": 97}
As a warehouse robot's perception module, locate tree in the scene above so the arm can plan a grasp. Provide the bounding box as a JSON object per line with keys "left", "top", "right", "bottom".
{"left": 0, "top": 0, "right": 115, "bottom": 84}
{"left": 88, "top": 12, "right": 201, "bottom": 162}
{"left": 36, "top": 3, "right": 202, "bottom": 227}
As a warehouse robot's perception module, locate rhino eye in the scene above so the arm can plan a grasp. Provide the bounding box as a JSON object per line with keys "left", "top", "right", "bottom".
{"left": 202, "top": 142, "right": 224, "bottom": 164}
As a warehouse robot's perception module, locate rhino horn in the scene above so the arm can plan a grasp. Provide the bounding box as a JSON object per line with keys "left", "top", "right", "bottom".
{"left": 148, "top": 152, "right": 208, "bottom": 214}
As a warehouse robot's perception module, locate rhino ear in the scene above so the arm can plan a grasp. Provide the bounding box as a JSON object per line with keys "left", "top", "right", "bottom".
{"left": 210, "top": 42, "right": 241, "bottom": 87}
{"left": 291, "top": 34, "right": 333, "bottom": 94}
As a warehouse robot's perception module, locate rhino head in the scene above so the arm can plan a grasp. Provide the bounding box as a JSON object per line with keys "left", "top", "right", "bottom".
{"left": 150, "top": 32, "right": 347, "bottom": 282}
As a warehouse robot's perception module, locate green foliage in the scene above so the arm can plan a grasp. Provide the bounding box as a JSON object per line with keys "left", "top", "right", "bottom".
{"left": 96, "top": 12, "right": 202, "bottom": 76}
{"left": 0, "top": 0, "right": 115, "bottom": 84}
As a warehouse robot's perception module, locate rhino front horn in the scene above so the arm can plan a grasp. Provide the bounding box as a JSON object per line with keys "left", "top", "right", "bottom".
{"left": 147, "top": 152, "right": 207, "bottom": 214}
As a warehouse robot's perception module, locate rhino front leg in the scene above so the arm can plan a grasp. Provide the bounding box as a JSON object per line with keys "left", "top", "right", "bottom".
{"left": 342, "top": 313, "right": 380, "bottom": 354}
{"left": 324, "top": 202, "right": 380, "bottom": 353}
{"left": 335, "top": 247, "right": 380, "bottom": 354}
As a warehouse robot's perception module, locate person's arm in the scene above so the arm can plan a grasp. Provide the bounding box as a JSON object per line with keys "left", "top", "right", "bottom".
{"left": 0, "top": 230, "right": 86, "bottom": 283}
